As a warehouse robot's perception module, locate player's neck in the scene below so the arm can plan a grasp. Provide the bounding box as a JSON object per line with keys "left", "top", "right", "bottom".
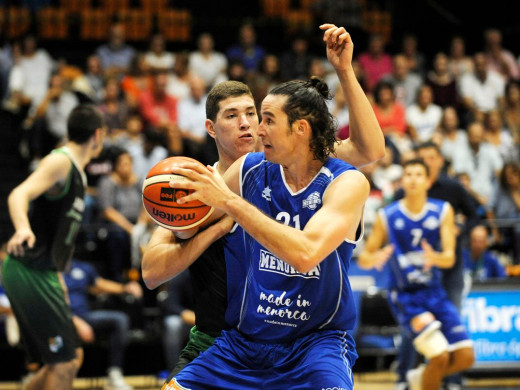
{"left": 63, "top": 142, "right": 89, "bottom": 170}
{"left": 403, "top": 194, "right": 427, "bottom": 214}
{"left": 282, "top": 158, "right": 322, "bottom": 192}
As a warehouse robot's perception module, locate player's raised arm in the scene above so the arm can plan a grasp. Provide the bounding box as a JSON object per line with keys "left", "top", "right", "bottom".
{"left": 319, "top": 24, "right": 384, "bottom": 167}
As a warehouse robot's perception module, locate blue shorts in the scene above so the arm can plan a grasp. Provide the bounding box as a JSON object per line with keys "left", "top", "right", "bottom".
{"left": 388, "top": 286, "right": 471, "bottom": 349}
{"left": 167, "top": 328, "right": 357, "bottom": 390}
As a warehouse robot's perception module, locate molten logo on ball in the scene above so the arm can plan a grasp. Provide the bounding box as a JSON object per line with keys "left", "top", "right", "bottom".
{"left": 152, "top": 208, "right": 195, "bottom": 222}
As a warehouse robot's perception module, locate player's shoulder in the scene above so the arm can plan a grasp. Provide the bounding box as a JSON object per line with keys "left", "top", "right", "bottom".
{"left": 426, "top": 197, "right": 451, "bottom": 211}
{"left": 37, "top": 149, "right": 73, "bottom": 176}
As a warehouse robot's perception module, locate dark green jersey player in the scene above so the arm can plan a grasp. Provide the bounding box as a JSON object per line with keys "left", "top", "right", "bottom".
{"left": 3, "top": 105, "right": 105, "bottom": 390}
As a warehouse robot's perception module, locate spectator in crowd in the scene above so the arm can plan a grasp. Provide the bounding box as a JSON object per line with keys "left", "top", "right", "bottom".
{"left": 6, "top": 35, "right": 55, "bottom": 115}
{"left": 456, "top": 171, "right": 487, "bottom": 218}
{"left": 83, "top": 55, "right": 105, "bottom": 104}
{"left": 97, "top": 149, "right": 146, "bottom": 281}
{"left": 162, "top": 269, "right": 195, "bottom": 373}
{"left": 189, "top": 33, "right": 228, "bottom": 89}
{"left": 226, "top": 58, "right": 247, "bottom": 84}
{"left": 64, "top": 258, "right": 142, "bottom": 390}
{"left": 372, "top": 145, "right": 403, "bottom": 203}
{"left": 426, "top": 52, "right": 460, "bottom": 110}
{"left": 98, "top": 77, "right": 131, "bottom": 140}
{"left": 249, "top": 54, "right": 282, "bottom": 107}
{"left": 452, "top": 121, "right": 503, "bottom": 204}
{"left": 435, "top": 106, "right": 468, "bottom": 170}
{"left": 399, "top": 33, "right": 427, "bottom": 77}
{"left": 486, "top": 162, "right": 520, "bottom": 264}
{"left": 462, "top": 225, "right": 506, "bottom": 284}
{"left": 500, "top": 80, "right": 520, "bottom": 144}
{"left": 382, "top": 54, "right": 422, "bottom": 108}
{"left": 115, "top": 116, "right": 168, "bottom": 184}
{"left": 459, "top": 52, "right": 505, "bottom": 123}
{"left": 95, "top": 22, "right": 135, "bottom": 79}
{"left": 166, "top": 52, "right": 192, "bottom": 101}
{"left": 371, "top": 145, "right": 403, "bottom": 204}
{"left": 406, "top": 84, "right": 443, "bottom": 143}
{"left": 484, "top": 109, "right": 518, "bottom": 163}
{"left": 120, "top": 54, "right": 153, "bottom": 109}
{"left": 0, "top": 42, "right": 17, "bottom": 102}
{"left": 177, "top": 76, "right": 209, "bottom": 149}
{"left": 328, "top": 82, "right": 350, "bottom": 139}
{"left": 225, "top": 22, "right": 265, "bottom": 75}
{"left": 447, "top": 35, "right": 474, "bottom": 81}
{"left": 483, "top": 28, "right": 519, "bottom": 82}
{"left": 144, "top": 34, "right": 175, "bottom": 73}
{"left": 357, "top": 33, "right": 393, "bottom": 94}
{"left": 371, "top": 80, "right": 411, "bottom": 154}
{"left": 139, "top": 71, "right": 178, "bottom": 131}
{"left": 29, "top": 72, "right": 79, "bottom": 161}
{"left": 279, "top": 35, "right": 313, "bottom": 82}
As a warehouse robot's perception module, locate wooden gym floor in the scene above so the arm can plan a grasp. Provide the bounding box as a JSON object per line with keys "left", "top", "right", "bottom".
{"left": 0, "top": 372, "right": 519, "bottom": 389}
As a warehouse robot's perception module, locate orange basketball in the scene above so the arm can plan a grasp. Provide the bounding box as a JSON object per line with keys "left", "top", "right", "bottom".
{"left": 142, "top": 156, "right": 213, "bottom": 231}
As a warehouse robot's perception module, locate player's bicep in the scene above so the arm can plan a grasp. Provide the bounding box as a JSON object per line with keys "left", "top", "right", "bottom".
{"left": 12, "top": 154, "right": 70, "bottom": 201}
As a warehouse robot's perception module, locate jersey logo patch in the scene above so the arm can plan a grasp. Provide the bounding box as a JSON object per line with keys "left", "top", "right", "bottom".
{"left": 423, "top": 216, "right": 440, "bottom": 230}
{"left": 49, "top": 335, "right": 63, "bottom": 353}
{"left": 259, "top": 249, "right": 320, "bottom": 279}
{"left": 394, "top": 218, "right": 405, "bottom": 230}
{"left": 262, "top": 186, "right": 272, "bottom": 201}
{"left": 303, "top": 191, "right": 321, "bottom": 210}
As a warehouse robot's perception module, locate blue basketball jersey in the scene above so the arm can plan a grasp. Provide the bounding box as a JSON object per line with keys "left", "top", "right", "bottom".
{"left": 380, "top": 198, "right": 449, "bottom": 291}
{"left": 236, "top": 152, "right": 360, "bottom": 343}
{"left": 223, "top": 223, "right": 248, "bottom": 328}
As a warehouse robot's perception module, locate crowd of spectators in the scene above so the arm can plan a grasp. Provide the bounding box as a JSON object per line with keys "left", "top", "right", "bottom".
{"left": 1, "top": 14, "right": 520, "bottom": 382}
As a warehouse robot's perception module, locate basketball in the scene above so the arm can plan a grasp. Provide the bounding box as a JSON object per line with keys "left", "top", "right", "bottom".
{"left": 142, "top": 156, "right": 214, "bottom": 231}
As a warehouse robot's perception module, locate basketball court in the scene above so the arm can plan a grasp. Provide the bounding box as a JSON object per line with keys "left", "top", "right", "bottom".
{"left": 0, "top": 372, "right": 519, "bottom": 389}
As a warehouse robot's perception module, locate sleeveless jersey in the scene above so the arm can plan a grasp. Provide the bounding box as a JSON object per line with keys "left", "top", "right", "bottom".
{"left": 14, "top": 148, "right": 86, "bottom": 271}
{"left": 236, "top": 152, "right": 360, "bottom": 343}
{"left": 380, "top": 198, "right": 449, "bottom": 291}
{"left": 187, "top": 161, "right": 247, "bottom": 334}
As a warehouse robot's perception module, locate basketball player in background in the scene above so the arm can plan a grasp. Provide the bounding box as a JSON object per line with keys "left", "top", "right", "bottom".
{"left": 3, "top": 105, "right": 105, "bottom": 390}
{"left": 152, "top": 24, "right": 379, "bottom": 389}
{"left": 142, "top": 23, "right": 384, "bottom": 383}
{"left": 358, "top": 159, "right": 474, "bottom": 390}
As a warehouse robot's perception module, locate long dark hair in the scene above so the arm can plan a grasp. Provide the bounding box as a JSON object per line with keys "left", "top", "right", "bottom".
{"left": 268, "top": 77, "right": 338, "bottom": 162}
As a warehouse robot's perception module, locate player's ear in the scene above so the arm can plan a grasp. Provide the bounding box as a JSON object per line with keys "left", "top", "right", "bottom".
{"left": 295, "top": 119, "right": 310, "bottom": 136}
{"left": 206, "top": 119, "right": 216, "bottom": 139}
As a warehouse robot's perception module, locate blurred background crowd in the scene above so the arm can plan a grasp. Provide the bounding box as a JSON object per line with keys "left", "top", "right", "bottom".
{"left": 1, "top": 0, "right": 520, "bottom": 384}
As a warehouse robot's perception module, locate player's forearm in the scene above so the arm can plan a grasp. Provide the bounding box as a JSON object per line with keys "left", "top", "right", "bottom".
{"left": 223, "top": 195, "right": 320, "bottom": 274}
{"left": 430, "top": 250, "right": 455, "bottom": 269}
{"left": 142, "top": 223, "right": 228, "bottom": 289}
{"left": 357, "top": 251, "right": 379, "bottom": 270}
{"left": 8, "top": 188, "right": 31, "bottom": 232}
{"left": 96, "top": 278, "right": 125, "bottom": 294}
{"left": 336, "top": 67, "right": 384, "bottom": 165}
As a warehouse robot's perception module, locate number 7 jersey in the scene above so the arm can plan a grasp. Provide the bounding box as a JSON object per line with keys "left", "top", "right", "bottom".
{"left": 235, "top": 152, "right": 362, "bottom": 343}
{"left": 379, "top": 198, "right": 450, "bottom": 291}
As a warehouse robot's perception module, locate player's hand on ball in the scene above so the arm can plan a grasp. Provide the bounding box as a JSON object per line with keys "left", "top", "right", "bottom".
{"left": 170, "top": 162, "right": 235, "bottom": 210}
